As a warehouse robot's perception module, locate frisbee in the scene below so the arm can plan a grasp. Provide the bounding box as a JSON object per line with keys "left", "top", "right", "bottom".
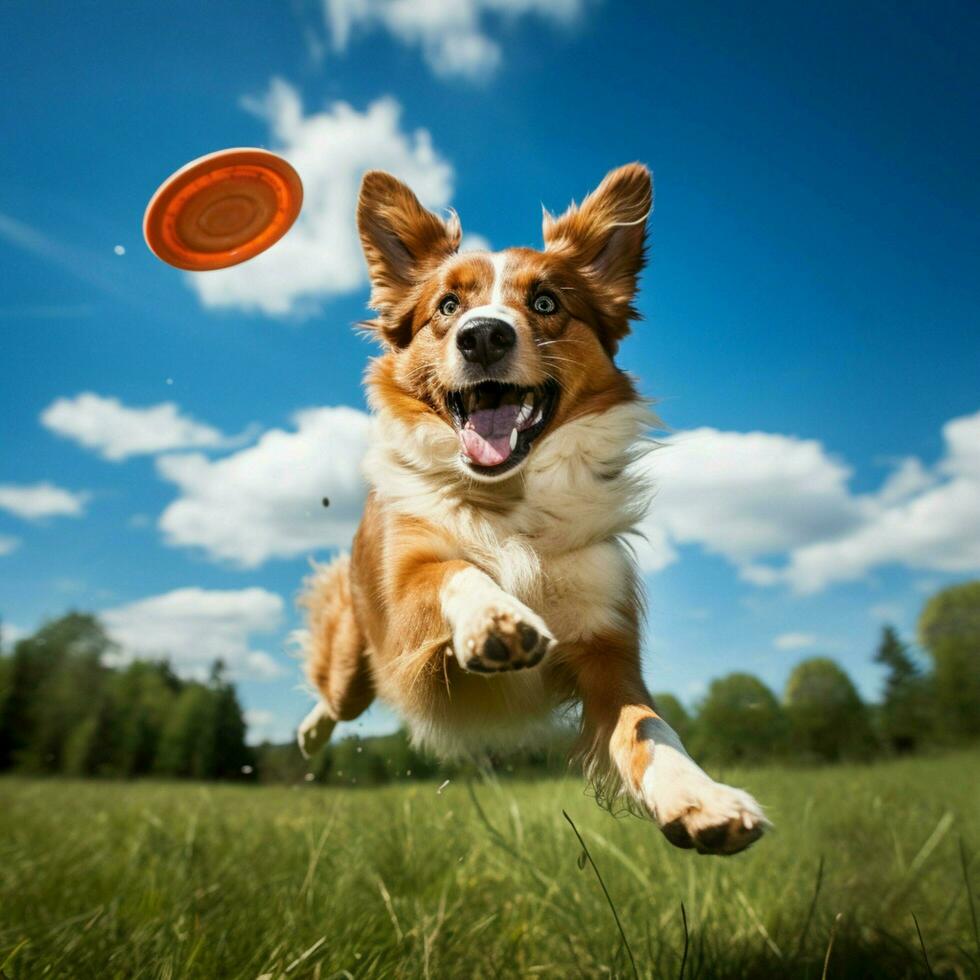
{"left": 143, "top": 148, "right": 303, "bottom": 271}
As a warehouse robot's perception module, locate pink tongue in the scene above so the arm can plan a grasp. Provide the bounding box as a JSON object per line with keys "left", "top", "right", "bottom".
{"left": 460, "top": 404, "right": 520, "bottom": 467}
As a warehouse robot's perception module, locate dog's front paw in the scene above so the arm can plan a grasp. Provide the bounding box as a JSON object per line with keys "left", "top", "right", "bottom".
{"left": 641, "top": 747, "right": 768, "bottom": 855}
{"left": 454, "top": 596, "right": 555, "bottom": 674}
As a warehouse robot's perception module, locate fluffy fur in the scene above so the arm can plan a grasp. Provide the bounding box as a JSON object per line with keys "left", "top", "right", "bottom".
{"left": 298, "top": 164, "right": 767, "bottom": 855}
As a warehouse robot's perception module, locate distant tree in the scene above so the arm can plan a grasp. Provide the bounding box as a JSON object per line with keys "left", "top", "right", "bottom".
{"left": 209, "top": 662, "right": 254, "bottom": 779}
{"left": 873, "top": 625, "right": 933, "bottom": 753}
{"left": 919, "top": 581, "right": 980, "bottom": 741}
{"left": 155, "top": 662, "right": 252, "bottom": 780}
{"left": 63, "top": 695, "right": 118, "bottom": 776}
{"left": 689, "top": 673, "right": 786, "bottom": 765}
{"left": 652, "top": 693, "right": 692, "bottom": 745}
{"left": 0, "top": 613, "right": 115, "bottom": 771}
{"left": 785, "top": 657, "right": 877, "bottom": 761}
{"left": 329, "top": 736, "right": 374, "bottom": 785}
{"left": 110, "top": 661, "right": 180, "bottom": 777}
{"left": 156, "top": 683, "right": 216, "bottom": 778}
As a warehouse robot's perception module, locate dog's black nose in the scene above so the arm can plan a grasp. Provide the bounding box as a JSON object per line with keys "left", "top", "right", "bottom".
{"left": 456, "top": 318, "right": 516, "bottom": 368}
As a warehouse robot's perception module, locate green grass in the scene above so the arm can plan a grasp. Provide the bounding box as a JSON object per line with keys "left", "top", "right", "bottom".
{"left": 2, "top": 752, "right": 979, "bottom": 979}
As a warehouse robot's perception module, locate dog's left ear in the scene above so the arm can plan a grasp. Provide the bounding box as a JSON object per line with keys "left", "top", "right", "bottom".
{"left": 543, "top": 163, "right": 652, "bottom": 348}
{"left": 358, "top": 170, "right": 461, "bottom": 346}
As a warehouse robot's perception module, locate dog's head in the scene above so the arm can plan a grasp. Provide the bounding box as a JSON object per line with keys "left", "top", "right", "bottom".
{"left": 357, "top": 164, "right": 651, "bottom": 482}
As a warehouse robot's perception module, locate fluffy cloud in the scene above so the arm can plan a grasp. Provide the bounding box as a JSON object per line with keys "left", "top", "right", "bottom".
{"left": 0, "top": 535, "right": 19, "bottom": 556}
{"left": 323, "top": 0, "right": 585, "bottom": 80}
{"left": 0, "top": 482, "right": 88, "bottom": 520}
{"left": 638, "top": 410, "right": 980, "bottom": 593}
{"left": 637, "top": 428, "right": 862, "bottom": 573}
{"left": 773, "top": 411, "right": 980, "bottom": 593}
{"left": 157, "top": 406, "right": 371, "bottom": 568}
{"left": 244, "top": 709, "right": 295, "bottom": 745}
{"left": 41, "top": 392, "right": 231, "bottom": 461}
{"left": 773, "top": 632, "right": 817, "bottom": 651}
{"left": 186, "top": 80, "right": 454, "bottom": 316}
{"left": 102, "top": 587, "right": 286, "bottom": 681}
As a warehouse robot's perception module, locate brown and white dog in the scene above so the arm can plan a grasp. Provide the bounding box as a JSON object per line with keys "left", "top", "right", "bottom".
{"left": 297, "top": 164, "right": 767, "bottom": 855}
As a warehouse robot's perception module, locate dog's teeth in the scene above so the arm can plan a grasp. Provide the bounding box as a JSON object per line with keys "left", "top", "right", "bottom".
{"left": 530, "top": 408, "right": 543, "bottom": 426}
{"left": 509, "top": 427, "right": 518, "bottom": 450}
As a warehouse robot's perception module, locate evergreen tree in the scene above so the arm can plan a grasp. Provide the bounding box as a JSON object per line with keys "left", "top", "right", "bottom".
{"left": 110, "top": 661, "right": 180, "bottom": 777}
{"left": 873, "top": 625, "right": 932, "bottom": 752}
{"left": 0, "top": 613, "right": 114, "bottom": 771}
{"left": 157, "top": 683, "right": 216, "bottom": 778}
{"left": 209, "top": 661, "right": 254, "bottom": 779}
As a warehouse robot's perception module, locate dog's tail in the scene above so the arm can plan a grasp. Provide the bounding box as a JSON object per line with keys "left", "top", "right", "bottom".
{"left": 296, "top": 555, "right": 375, "bottom": 758}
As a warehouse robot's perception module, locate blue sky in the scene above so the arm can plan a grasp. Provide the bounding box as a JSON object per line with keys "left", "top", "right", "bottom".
{"left": 2, "top": 0, "right": 978, "bottom": 743}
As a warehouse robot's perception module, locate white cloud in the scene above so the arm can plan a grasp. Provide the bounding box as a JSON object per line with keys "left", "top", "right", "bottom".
{"left": 773, "top": 632, "right": 817, "bottom": 651}
{"left": 868, "top": 602, "right": 904, "bottom": 622}
{"left": 244, "top": 708, "right": 295, "bottom": 745}
{"left": 102, "top": 587, "right": 286, "bottom": 681}
{"left": 637, "top": 409, "right": 980, "bottom": 594}
{"left": 460, "top": 232, "right": 492, "bottom": 252}
{"left": 1, "top": 622, "right": 27, "bottom": 648}
{"left": 41, "top": 392, "right": 231, "bottom": 461}
{"left": 0, "top": 482, "right": 88, "bottom": 520}
{"left": 323, "top": 0, "right": 585, "bottom": 80}
{"left": 773, "top": 410, "right": 980, "bottom": 593}
{"left": 638, "top": 428, "right": 862, "bottom": 573}
{"left": 185, "top": 80, "right": 454, "bottom": 316}
{"left": 157, "top": 406, "right": 371, "bottom": 567}
{"left": 0, "top": 535, "right": 19, "bottom": 556}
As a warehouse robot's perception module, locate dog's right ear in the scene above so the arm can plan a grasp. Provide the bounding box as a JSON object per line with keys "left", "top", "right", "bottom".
{"left": 357, "top": 171, "right": 461, "bottom": 344}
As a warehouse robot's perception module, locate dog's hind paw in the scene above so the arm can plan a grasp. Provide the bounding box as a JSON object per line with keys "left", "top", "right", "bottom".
{"left": 297, "top": 701, "right": 336, "bottom": 759}
{"left": 641, "top": 744, "right": 769, "bottom": 856}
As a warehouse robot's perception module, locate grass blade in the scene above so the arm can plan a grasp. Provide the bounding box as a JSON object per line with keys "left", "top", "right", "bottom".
{"left": 562, "top": 809, "right": 639, "bottom": 980}
{"left": 821, "top": 913, "right": 842, "bottom": 980}
{"left": 794, "top": 855, "right": 824, "bottom": 960}
{"left": 678, "top": 902, "right": 690, "bottom": 980}
{"left": 961, "top": 836, "right": 979, "bottom": 960}
{"left": 911, "top": 913, "right": 934, "bottom": 978}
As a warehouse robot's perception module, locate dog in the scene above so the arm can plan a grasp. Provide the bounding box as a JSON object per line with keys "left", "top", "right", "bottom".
{"left": 297, "top": 164, "right": 767, "bottom": 855}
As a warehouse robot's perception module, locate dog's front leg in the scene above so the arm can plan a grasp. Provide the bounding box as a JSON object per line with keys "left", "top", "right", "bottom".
{"left": 384, "top": 518, "right": 556, "bottom": 676}
{"left": 440, "top": 565, "right": 556, "bottom": 673}
{"left": 571, "top": 629, "right": 769, "bottom": 855}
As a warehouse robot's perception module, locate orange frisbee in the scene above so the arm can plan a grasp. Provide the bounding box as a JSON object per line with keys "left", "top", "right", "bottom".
{"left": 143, "top": 148, "right": 303, "bottom": 271}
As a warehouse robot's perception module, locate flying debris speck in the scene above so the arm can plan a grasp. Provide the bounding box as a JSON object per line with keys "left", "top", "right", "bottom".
{"left": 304, "top": 772, "right": 314, "bottom": 782}
{"left": 114, "top": 245, "right": 126, "bottom": 255}
{"left": 437, "top": 779, "right": 450, "bottom": 795}
{"left": 241, "top": 765, "right": 253, "bottom": 775}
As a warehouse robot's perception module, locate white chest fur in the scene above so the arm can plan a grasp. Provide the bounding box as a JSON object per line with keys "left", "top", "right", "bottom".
{"left": 364, "top": 401, "right": 654, "bottom": 645}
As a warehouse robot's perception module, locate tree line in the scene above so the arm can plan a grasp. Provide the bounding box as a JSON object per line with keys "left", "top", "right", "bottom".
{"left": 1, "top": 581, "right": 978, "bottom": 784}
{"left": 0, "top": 613, "right": 253, "bottom": 779}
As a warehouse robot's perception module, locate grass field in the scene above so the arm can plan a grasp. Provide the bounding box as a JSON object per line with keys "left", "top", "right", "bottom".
{"left": 2, "top": 752, "right": 979, "bottom": 979}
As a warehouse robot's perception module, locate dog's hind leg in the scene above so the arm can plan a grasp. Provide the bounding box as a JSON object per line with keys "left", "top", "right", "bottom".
{"left": 569, "top": 626, "right": 768, "bottom": 856}
{"left": 297, "top": 555, "right": 375, "bottom": 758}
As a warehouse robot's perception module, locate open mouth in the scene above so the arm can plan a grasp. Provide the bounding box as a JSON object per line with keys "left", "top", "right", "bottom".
{"left": 446, "top": 380, "right": 559, "bottom": 476}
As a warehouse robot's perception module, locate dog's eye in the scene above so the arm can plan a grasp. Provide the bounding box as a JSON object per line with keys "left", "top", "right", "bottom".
{"left": 439, "top": 294, "right": 460, "bottom": 316}
{"left": 532, "top": 293, "right": 558, "bottom": 315}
